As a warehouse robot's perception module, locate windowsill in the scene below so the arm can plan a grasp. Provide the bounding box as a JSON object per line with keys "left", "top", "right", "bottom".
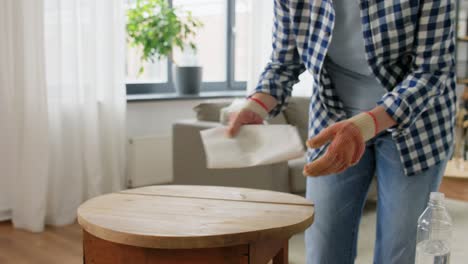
{"left": 127, "top": 90, "right": 247, "bottom": 102}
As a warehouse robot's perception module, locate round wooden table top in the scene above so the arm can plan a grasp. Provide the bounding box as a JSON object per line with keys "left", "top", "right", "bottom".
{"left": 77, "top": 185, "right": 314, "bottom": 249}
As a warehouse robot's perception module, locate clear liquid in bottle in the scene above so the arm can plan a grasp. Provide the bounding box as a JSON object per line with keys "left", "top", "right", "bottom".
{"left": 416, "top": 239, "right": 450, "bottom": 264}
{"left": 415, "top": 192, "right": 452, "bottom": 264}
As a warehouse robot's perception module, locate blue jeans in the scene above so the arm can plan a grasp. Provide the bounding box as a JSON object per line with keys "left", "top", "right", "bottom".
{"left": 305, "top": 132, "right": 449, "bottom": 264}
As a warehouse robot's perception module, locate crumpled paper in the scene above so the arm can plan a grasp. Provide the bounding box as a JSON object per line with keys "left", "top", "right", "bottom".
{"left": 200, "top": 125, "right": 305, "bottom": 168}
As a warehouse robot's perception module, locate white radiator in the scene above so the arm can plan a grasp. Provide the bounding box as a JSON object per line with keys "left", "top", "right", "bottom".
{"left": 127, "top": 135, "right": 173, "bottom": 188}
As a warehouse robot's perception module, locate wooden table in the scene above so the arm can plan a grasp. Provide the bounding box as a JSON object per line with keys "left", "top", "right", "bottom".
{"left": 440, "top": 160, "right": 468, "bottom": 201}
{"left": 77, "top": 185, "right": 314, "bottom": 264}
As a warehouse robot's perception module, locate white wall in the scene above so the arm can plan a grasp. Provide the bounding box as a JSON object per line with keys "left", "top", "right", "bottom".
{"left": 127, "top": 100, "right": 201, "bottom": 138}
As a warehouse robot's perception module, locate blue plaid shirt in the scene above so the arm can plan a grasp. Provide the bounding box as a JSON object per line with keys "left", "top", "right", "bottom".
{"left": 252, "top": 0, "right": 457, "bottom": 176}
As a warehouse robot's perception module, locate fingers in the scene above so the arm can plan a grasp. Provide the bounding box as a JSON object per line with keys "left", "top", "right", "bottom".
{"left": 226, "top": 110, "right": 263, "bottom": 137}
{"left": 226, "top": 113, "right": 242, "bottom": 137}
{"left": 306, "top": 125, "right": 336, "bottom": 149}
{"left": 336, "top": 163, "right": 349, "bottom": 173}
{"left": 303, "top": 137, "right": 357, "bottom": 177}
{"left": 303, "top": 152, "right": 337, "bottom": 176}
{"left": 303, "top": 154, "right": 351, "bottom": 177}
{"left": 304, "top": 121, "right": 368, "bottom": 177}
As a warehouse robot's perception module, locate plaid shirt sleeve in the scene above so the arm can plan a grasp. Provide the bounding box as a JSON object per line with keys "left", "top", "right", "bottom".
{"left": 250, "top": 0, "right": 306, "bottom": 117}
{"left": 377, "top": 0, "right": 456, "bottom": 133}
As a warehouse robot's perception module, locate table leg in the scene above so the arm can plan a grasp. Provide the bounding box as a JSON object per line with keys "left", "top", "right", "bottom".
{"left": 83, "top": 235, "right": 86, "bottom": 264}
{"left": 272, "top": 242, "right": 288, "bottom": 264}
{"left": 249, "top": 238, "right": 290, "bottom": 264}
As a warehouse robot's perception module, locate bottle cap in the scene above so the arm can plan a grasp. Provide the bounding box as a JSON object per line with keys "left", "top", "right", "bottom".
{"left": 430, "top": 192, "right": 445, "bottom": 202}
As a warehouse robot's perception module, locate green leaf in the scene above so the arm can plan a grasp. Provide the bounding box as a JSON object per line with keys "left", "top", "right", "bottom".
{"left": 126, "top": 0, "right": 203, "bottom": 64}
{"left": 138, "top": 66, "right": 145, "bottom": 76}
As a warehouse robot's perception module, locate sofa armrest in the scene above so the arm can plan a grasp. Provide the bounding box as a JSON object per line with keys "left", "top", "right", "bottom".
{"left": 174, "top": 119, "right": 222, "bottom": 130}
{"left": 172, "top": 120, "right": 290, "bottom": 192}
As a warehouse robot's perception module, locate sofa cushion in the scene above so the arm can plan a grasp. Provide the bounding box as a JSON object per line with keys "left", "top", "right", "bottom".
{"left": 288, "top": 156, "right": 307, "bottom": 193}
{"left": 283, "top": 97, "right": 310, "bottom": 144}
{"left": 194, "top": 102, "right": 230, "bottom": 122}
{"left": 267, "top": 112, "right": 288, "bottom": 125}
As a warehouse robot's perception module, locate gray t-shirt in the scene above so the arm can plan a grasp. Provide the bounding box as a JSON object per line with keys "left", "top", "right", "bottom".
{"left": 326, "top": 0, "right": 386, "bottom": 116}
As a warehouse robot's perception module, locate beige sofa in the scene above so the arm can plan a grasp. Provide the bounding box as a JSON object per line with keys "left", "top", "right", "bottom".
{"left": 172, "top": 96, "right": 378, "bottom": 198}
{"left": 172, "top": 97, "right": 311, "bottom": 194}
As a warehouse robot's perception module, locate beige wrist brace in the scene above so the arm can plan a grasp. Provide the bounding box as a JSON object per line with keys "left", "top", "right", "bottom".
{"left": 348, "top": 112, "right": 377, "bottom": 142}
{"left": 241, "top": 99, "right": 269, "bottom": 119}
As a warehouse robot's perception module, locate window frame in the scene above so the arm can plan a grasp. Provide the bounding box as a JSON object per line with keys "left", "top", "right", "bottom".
{"left": 126, "top": 0, "right": 247, "bottom": 95}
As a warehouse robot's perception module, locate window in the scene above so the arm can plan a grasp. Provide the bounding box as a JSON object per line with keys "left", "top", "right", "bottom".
{"left": 234, "top": 0, "right": 248, "bottom": 82}
{"left": 126, "top": 0, "right": 247, "bottom": 95}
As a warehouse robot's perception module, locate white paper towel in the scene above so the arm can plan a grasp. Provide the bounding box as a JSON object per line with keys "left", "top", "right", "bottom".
{"left": 200, "top": 125, "right": 305, "bottom": 168}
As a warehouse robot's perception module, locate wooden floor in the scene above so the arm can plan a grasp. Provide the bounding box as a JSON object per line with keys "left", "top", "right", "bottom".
{"left": 0, "top": 221, "right": 83, "bottom": 264}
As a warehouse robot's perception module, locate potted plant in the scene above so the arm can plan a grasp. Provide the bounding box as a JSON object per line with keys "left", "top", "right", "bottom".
{"left": 127, "top": 0, "right": 203, "bottom": 95}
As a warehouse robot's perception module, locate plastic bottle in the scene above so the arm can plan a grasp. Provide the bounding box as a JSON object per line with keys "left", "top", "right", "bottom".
{"left": 415, "top": 192, "right": 452, "bottom": 264}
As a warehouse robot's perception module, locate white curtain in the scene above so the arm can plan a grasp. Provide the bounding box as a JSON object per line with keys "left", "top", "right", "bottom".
{"left": 246, "top": 0, "right": 312, "bottom": 97}
{"left": 246, "top": 0, "right": 274, "bottom": 93}
{"left": 0, "top": 0, "right": 126, "bottom": 232}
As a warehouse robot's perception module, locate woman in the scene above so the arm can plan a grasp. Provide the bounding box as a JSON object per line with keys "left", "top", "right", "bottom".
{"left": 227, "top": 0, "right": 456, "bottom": 263}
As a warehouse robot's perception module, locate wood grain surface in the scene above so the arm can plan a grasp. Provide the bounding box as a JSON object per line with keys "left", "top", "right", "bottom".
{"left": 78, "top": 185, "right": 314, "bottom": 249}
{"left": 120, "top": 185, "right": 313, "bottom": 206}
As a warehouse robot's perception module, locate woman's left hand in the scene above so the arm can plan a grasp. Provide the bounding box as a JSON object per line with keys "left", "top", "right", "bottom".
{"left": 303, "top": 107, "right": 396, "bottom": 177}
{"left": 303, "top": 121, "right": 366, "bottom": 177}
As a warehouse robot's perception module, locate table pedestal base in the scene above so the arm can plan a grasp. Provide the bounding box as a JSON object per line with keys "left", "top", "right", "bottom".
{"left": 83, "top": 231, "right": 289, "bottom": 264}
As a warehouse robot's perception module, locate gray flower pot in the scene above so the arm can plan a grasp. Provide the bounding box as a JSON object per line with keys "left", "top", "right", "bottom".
{"left": 172, "top": 65, "right": 202, "bottom": 95}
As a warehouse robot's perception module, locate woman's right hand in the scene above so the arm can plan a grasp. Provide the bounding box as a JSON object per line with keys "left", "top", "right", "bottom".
{"left": 225, "top": 94, "right": 277, "bottom": 137}
{"left": 226, "top": 110, "right": 264, "bottom": 137}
